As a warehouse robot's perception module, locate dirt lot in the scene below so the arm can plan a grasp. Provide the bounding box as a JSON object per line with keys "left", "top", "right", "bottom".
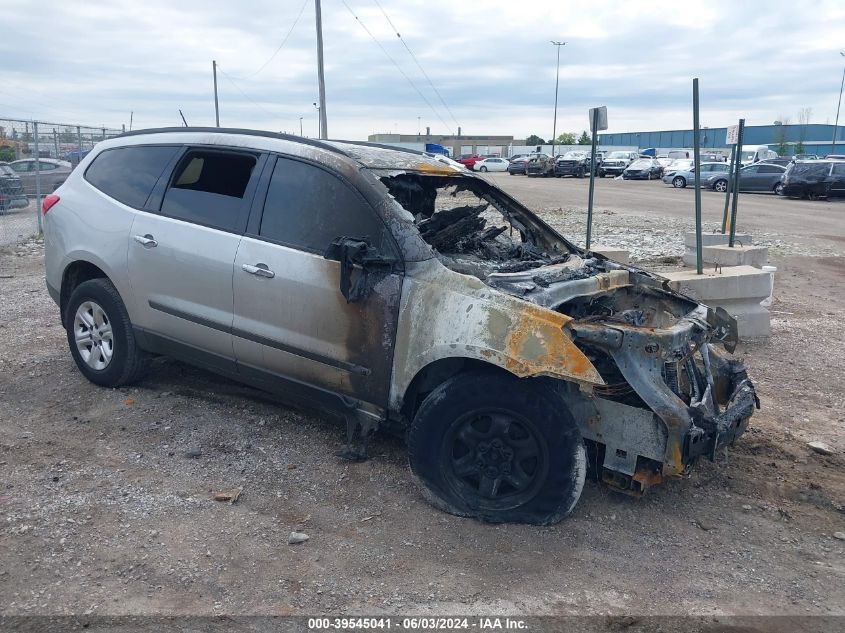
{"left": 0, "top": 177, "right": 843, "bottom": 618}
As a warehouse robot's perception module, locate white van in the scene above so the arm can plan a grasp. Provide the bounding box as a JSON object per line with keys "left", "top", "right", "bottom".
{"left": 737, "top": 146, "right": 778, "bottom": 166}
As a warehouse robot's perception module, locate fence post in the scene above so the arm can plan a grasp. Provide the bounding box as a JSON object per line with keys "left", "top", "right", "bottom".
{"left": 53, "top": 128, "right": 59, "bottom": 159}
{"left": 101, "top": 127, "right": 106, "bottom": 141}
{"left": 33, "top": 122, "right": 42, "bottom": 233}
{"left": 77, "top": 126, "right": 82, "bottom": 157}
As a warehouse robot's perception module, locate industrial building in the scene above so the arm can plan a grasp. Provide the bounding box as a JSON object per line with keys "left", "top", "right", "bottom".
{"left": 368, "top": 132, "right": 524, "bottom": 158}
{"left": 598, "top": 123, "right": 843, "bottom": 156}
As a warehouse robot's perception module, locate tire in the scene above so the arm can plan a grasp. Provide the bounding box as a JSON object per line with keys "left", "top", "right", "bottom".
{"left": 713, "top": 179, "right": 728, "bottom": 193}
{"left": 773, "top": 182, "right": 784, "bottom": 195}
{"left": 408, "top": 371, "right": 586, "bottom": 525}
{"left": 599, "top": 171, "right": 606, "bottom": 178}
{"left": 64, "top": 278, "right": 149, "bottom": 387}
{"left": 480, "top": 166, "right": 488, "bottom": 172}
{"left": 673, "top": 176, "right": 687, "bottom": 188}
{"left": 577, "top": 168, "right": 585, "bottom": 178}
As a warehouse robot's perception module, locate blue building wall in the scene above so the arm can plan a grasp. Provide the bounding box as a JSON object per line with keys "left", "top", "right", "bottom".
{"left": 598, "top": 124, "right": 844, "bottom": 155}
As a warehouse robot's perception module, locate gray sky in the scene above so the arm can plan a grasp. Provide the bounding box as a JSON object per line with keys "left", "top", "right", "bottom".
{"left": 1, "top": 0, "right": 844, "bottom": 139}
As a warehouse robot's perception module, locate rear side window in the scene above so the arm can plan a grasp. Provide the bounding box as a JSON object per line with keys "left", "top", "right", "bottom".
{"left": 160, "top": 150, "right": 257, "bottom": 232}
{"left": 791, "top": 162, "right": 831, "bottom": 178}
{"left": 258, "top": 156, "right": 385, "bottom": 254}
{"left": 758, "top": 165, "right": 783, "bottom": 174}
{"left": 833, "top": 163, "right": 845, "bottom": 176}
{"left": 86, "top": 146, "right": 179, "bottom": 208}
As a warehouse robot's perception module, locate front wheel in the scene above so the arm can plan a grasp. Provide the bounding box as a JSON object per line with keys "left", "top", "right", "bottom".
{"left": 408, "top": 371, "right": 586, "bottom": 525}
{"left": 65, "top": 278, "right": 149, "bottom": 387}
{"left": 673, "top": 176, "right": 687, "bottom": 188}
{"left": 480, "top": 166, "right": 488, "bottom": 172}
{"left": 713, "top": 179, "right": 728, "bottom": 192}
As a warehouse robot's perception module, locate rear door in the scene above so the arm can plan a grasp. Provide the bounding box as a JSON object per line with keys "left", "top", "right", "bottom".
{"left": 127, "top": 147, "right": 265, "bottom": 366}
{"left": 232, "top": 155, "right": 403, "bottom": 409}
{"left": 829, "top": 162, "right": 845, "bottom": 198}
{"left": 758, "top": 164, "right": 785, "bottom": 191}
{"left": 738, "top": 165, "right": 760, "bottom": 191}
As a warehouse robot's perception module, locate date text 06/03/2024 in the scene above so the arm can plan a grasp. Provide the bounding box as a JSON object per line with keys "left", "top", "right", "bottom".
{"left": 307, "top": 617, "right": 528, "bottom": 630}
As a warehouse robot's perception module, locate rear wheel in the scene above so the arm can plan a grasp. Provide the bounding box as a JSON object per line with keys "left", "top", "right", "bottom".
{"left": 714, "top": 179, "right": 728, "bottom": 192}
{"left": 480, "top": 166, "right": 488, "bottom": 172}
{"left": 65, "top": 278, "right": 149, "bottom": 387}
{"left": 408, "top": 371, "right": 586, "bottom": 525}
{"left": 773, "top": 182, "right": 784, "bottom": 195}
{"left": 673, "top": 176, "right": 687, "bottom": 188}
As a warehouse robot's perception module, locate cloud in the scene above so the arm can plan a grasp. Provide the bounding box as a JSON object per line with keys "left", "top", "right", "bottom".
{"left": 0, "top": 0, "right": 843, "bottom": 138}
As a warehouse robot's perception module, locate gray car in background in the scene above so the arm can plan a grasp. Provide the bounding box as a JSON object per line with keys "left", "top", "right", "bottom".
{"left": 712, "top": 163, "right": 787, "bottom": 194}
{"left": 663, "top": 162, "right": 731, "bottom": 188}
{"left": 9, "top": 158, "right": 73, "bottom": 195}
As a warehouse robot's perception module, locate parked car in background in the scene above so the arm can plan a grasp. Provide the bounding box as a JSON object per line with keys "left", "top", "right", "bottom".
{"left": 781, "top": 160, "right": 845, "bottom": 199}
{"left": 794, "top": 154, "right": 818, "bottom": 161}
{"left": 656, "top": 156, "right": 674, "bottom": 172}
{"left": 554, "top": 151, "right": 595, "bottom": 178}
{"left": 0, "top": 162, "right": 29, "bottom": 213}
{"left": 622, "top": 158, "right": 663, "bottom": 180}
{"left": 507, "top": 156, "right": 528, "bottom": 175}
{"left": 700, "top": 153, "right": 727, "bottom": 163}
{"left": 662, "top": 162, "right": 731, "bottom": 188}
{"left": 824, "top": 154, "right": 845, "bottom": 160}
{"left": 661, "top": 159, "right": 694, "bottom": 183}
{"left": 457, "top": 155, "right": 484, "bottom": 169}
{"left": 736, "top": 146, "right": 778, "bottom": 166}
{"left": 598, "top": 151, "right": 639, "bottom": 177}
{"left": 473, "top": 157, "right": 509, "bottom": 172}
{"left": 713, "top": 163, "right": 787, "bottom": 194}
{"left": 8, "top": 158, "right": 72, "bottom": 194}
{"left": 525, "top": 153, "right": 555, "bottom": 177}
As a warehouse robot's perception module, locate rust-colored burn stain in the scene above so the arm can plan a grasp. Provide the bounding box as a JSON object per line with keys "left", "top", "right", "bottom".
{"left": 632, "top": 468, "right": 665, "bottom": 494}
{"left": 502, "top": 302, "right": 603, "bottom": 385}
{"left": 415, "top": 162, "right": 461, "bottom": 176}
{"left": 665, "top": 440, "right": 685, "bottom": 476}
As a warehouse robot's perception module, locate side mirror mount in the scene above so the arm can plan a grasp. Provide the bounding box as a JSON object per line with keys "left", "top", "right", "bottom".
{"left": 324, "top": 236, "right": 395, "bottom": 303}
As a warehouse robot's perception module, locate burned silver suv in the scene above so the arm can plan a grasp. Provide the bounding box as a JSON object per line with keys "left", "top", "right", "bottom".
{"left": 44, "top": 128, "right": 757, "bottom": 525}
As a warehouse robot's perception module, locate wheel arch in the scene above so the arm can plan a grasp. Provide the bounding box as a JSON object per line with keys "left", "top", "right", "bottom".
{"left": 60, "top": 259, "right": 111, "bottom": 323}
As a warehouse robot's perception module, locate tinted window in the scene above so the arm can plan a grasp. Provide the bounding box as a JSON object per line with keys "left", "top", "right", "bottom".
{"left": 833, "top": 163, "right": 845, "bottom": 176}
{"left": 259, "top": 156, "right": 385, "bottom": 254}
{"left": 85, "top": 146, "right": 179, "bottom": 208}
{"left": 160, "top": 150, "right": 256, "bottom": 232}
{"left": 758, "top": 165, "right": 783, "bottom": 174}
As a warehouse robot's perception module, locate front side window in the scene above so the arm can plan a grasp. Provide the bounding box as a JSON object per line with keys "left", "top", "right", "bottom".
{"left": 259, "top": 156, "right": 386, "bottom": 254}
{"left": 85, "top": 145, "right": 179, "bottom": 208}
{"left": 160, "top": 149, "right": 257, "bottom": 232}
{"left": 10, "top": 162, "right": 29, "bottom": 173}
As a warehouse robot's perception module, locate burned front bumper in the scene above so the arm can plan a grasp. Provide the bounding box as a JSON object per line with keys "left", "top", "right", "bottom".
{"left": 568, "top": 304, "right": 758, "bottom": 489}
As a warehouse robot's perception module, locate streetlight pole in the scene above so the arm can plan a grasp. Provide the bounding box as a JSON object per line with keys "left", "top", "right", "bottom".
{"left": 550, "top": 41, "right": 566, "bottom": 157}
{"left": 212, "top": 60, "right": 220, "bottom": 127}
{"left": 832, "top": 51, "right": 845, "bottom": 151}
{"left": 300, "top": 117, "right": 304, "bottom": 136}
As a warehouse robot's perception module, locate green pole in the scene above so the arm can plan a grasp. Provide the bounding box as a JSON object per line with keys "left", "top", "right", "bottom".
{"left": 586, "top": 109, "right": 598, "bottom": 250}
{"left": 721, "top": 142, "right": 736, "bottom": 233}
{"left": 728, "top": 119, "right": 745, "bottom": 247}
{"left": 692, "top": 78, "right": 703, "bottom": 275}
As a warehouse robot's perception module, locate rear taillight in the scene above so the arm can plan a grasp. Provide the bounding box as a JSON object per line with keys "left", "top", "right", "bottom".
{"left": 42, "top": 194, "right": 60, "bottom": 215}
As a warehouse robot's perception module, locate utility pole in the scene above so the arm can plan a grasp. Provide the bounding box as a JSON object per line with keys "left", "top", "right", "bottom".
{"left": 832, "top": 51, "right": 845, "bottom": 150}
{"left": 550, "top": 41, "right": 566, "bottom": 157}
{"left": 314, "top": 0, "right": 328, "bottom": 139}
{"left": 213, "top": 60, "right": 220, "bottom": 127}
{"left": 300, "top": 117, "right": 304, "bottom": 136}
{"left": 129, "top": 111, "right": 134, "bottom": 131}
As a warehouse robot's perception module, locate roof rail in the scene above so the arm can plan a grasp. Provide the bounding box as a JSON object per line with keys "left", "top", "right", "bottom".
{"left": 114, "top": 127, "right": 350, "bottom": 157}
{"left": 326, "top": 138, "right": 427, "bottom": 157}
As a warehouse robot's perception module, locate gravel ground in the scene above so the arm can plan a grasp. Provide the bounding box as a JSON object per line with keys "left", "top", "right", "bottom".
{"left": 0, "top": 177, "right": 843, "bottom": 619}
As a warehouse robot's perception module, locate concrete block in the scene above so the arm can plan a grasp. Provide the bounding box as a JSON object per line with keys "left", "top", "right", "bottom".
{"left": 684, "top": 232, "right": 752, "bottom": 248}
{"left": 662, "top": 266, "right": 771, "bottom": 339}
{"left": 682, "top": 244, "right": 768, "bottom": 268}
{"left": 591, "top": 244, "right": 630, "bottom": 264}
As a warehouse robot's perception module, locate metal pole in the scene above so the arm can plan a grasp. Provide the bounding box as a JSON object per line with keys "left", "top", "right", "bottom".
{"left": 33, "top": 122, "right": 42, "bottom": 233}
{"left": 315, "top": 0, "right": 328, "bottom": 139}
{"left": 586, "top": 109, "right": 598, "bottom": 251}
{"left": 213, "top": 60, "right": 220, "bottom": 127}
{"left": 728, "top": 119, "right": 745, "bottom": 247}
{"left": 129, "top": 111, "right": 134, "bottom": 131}
{"left": 76, "top": 126, "right": 82, "bottom": 158}
{"left": 299, "top": 117, "right": 304, "bottom": 136}
{"left": 692, "top": 78, "right": 703, "bottom": 275}
{"left": 550, "top": 41, "right": 565, "bottom": 157}
{"left": 832, "top": 52, "right": 845, "bottom": 150}
{"left": 53, "top": 128, "right": 59, "bottom": 159}
{"left": 721, "top": 143, "right": 736, "bottom": 233}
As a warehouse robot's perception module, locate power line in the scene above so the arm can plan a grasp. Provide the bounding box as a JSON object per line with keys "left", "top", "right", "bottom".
{"left": 341, "top": 0, "right": 453, "bottom": 135}
{"left": 229, "top": 0, "right": 310, "bottom": 81}
{"left": 371, "top": 0, "right": 460, "bottom": 130}
{"left": 216, "top": 66, "right": 279, "bottom": 121}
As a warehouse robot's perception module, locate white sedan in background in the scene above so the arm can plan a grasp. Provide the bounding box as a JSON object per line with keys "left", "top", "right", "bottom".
{"left": 473, "top": 157, "right": 509, "bottom": 172}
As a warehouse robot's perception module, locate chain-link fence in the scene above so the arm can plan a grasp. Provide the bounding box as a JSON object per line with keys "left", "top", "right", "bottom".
{"left": 0, "top": 118, "right": 123, "bottom": 246}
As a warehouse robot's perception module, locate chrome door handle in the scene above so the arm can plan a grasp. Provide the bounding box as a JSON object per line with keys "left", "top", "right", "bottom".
{"left": 242, "top": 263, "right": 275, "bottom": 279}
{"left": 133, "top": 234, "right": 157, "bottom": 248}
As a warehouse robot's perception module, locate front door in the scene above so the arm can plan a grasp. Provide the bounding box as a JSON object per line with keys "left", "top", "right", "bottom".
{"left": 232, "top": 155, "right": 402, "bottom": 409}
{"left": 128, "top": 147, "right": 264, "bottom": 364}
